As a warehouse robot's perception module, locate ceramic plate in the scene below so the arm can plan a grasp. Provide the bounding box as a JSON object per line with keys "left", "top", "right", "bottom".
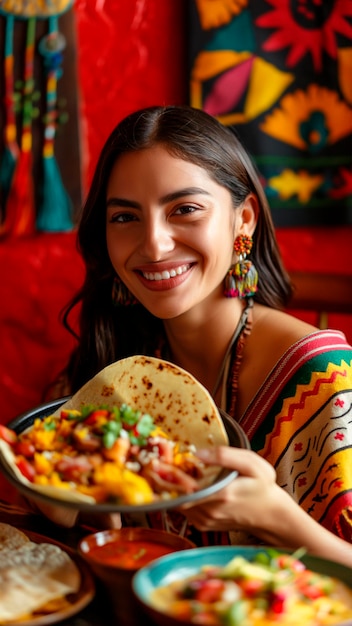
{"left": 0, "top": 399, "right": 249, "bottom": 514}
{"left": 132, "top": 545, "right": 352, "bottom": 626}
{"left": 2, "top": 529, "right": 95, "bottom": 626}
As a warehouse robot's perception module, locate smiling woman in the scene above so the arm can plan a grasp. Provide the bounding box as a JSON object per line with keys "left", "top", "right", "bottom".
{"left": 31, "top": 105, "right": 352, "bottom": 569}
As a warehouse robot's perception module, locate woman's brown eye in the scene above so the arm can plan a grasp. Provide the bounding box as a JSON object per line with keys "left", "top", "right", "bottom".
{"left": 175, "top": 205, "right": 198, "bottom": 215}
{"left": 109, "top": 213, "right": 136, "bottom": 223}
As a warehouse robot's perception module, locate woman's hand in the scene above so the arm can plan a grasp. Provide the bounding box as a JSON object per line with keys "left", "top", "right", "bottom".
{"left": 179, "top": 447, "right": 352, "bottom": 568}
{"left": 179, "top": 447, "right": 283, "bottom": 543}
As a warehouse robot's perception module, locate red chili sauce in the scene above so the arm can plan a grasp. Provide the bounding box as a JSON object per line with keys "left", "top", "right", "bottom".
{"left": 87, "top": 539, "right": 176, "bottom": 569}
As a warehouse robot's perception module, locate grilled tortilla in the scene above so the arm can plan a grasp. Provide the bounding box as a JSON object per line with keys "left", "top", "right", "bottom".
{"left": 0, "top": 356, "right": 229, "bottom": 506}
{"left": 56, "top": 355, "right": 228, "bottom": 448}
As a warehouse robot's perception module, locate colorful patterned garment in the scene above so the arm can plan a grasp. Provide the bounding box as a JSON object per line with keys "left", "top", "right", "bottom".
{"left": 188, "top": 0, "right": 352, "bottom": 226}
{"left": 238, "top": 330, "right": 352, "bottom": 542}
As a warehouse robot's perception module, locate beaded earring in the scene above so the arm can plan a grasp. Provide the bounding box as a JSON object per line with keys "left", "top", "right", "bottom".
{"left": 224, "top": 234, "right": 258, "bottom": 299}
{"left": 112, "top": 275, "right": 138, "bottom": 306}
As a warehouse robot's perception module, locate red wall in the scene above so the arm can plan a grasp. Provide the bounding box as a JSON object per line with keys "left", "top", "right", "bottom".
{"left": 0, "top": 0, "right": 351, "bottom": 428}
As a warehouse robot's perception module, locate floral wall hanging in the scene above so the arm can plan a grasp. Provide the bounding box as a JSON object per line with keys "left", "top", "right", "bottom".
{"left": 188, "top": 0, "right": 352, "bottom": 226}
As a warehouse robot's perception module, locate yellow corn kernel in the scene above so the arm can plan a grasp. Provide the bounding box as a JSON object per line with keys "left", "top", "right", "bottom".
{"left": 34, "top": 452, "right": 53, "bottom": 475}
{"left": 119, "top": 472, "right": 154, "bottom": 504}
{"left": 31, "top": 429, "right": 57, "bottom": 451}
{"left": 73, "top": 426, "right": 89, "bottom": 441}
{"left": 48, "top": 472, "right": 72, "bottom": 489}
{"left": 57, "top": 420, "right": 73, "bottom": 438}
{"left": 92, "top": 463, "right": 154, "bottom": 504}
{"left": 150, "top": 427, "right": 169, "bottom": 439}
{"left": 33, "top": 475, "right": 49, "bottom": 485}
{"left": 93, "top": 462, "right": 124, "bottom": 485}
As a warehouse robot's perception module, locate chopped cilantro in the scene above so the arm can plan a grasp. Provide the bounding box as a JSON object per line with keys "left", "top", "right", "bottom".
{"left": 135, "top": 414, "right": 154, "bottom": 437}
{"left": 103, "top": 430, "right": 118, "bottom": 449}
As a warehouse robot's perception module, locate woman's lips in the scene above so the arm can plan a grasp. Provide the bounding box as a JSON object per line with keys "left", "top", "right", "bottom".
{"left": 135, "top": 263, "right": 193, "bottom": 291}
{"left": 142, "top": 264, "right": 190, "bottom": 281}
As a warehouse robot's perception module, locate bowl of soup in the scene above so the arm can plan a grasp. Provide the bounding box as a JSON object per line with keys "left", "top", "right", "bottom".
{"left": 78, "top": 527, "right": 195, "bottom": 626}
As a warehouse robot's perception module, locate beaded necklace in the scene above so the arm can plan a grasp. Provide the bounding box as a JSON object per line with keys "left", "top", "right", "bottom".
{"left": 211, "top": 298, "right": 253, "bottom": 417}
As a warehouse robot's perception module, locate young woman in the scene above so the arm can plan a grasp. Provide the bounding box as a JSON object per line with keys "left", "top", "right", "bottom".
{"left": 54, "top": 105, "right": 352, "bottom": 565}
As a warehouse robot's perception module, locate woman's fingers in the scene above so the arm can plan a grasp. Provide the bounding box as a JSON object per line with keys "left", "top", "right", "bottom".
{"left": 197, "top": 446, "right": 276, "bottom": 481}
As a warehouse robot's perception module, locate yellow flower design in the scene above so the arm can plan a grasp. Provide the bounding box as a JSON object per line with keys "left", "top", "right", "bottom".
{"left": 260, "top": 84, "right": 352, "bottom": 150}
{"left": 195, "top": 0, "right": 248, "bottom": 30}
{"left": 268, "top": 170, "right": 324, "bottom": 203}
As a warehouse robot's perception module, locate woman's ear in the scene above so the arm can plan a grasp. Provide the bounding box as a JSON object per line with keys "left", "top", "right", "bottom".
{"left": 238, "top": 193, "right": 259, "bottom": 236}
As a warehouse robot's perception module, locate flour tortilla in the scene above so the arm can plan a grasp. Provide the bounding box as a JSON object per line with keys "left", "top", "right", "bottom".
{"left": 0, "top": 356, "right": 229, "bottom": 505}
{"left": 57, "top": 355, "right": 229, "bottom": 449}
{"left": 0, "top": 539, "right": 81, "bottom": 622}
{"left": 0, "top": 522, "right": 30, "bottom": 551}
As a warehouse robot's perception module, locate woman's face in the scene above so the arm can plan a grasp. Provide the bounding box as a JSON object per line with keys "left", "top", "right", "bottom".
{"left": 106, "top": 145, "right": 238, "bottom": 320}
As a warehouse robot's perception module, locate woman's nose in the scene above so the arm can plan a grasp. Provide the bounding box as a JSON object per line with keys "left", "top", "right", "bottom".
{"left": 139, "top": 217, "right": 174, "bottom": 260}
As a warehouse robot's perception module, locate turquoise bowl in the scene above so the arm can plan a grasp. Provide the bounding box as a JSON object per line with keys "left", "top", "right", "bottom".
{"left": 132, "top": 545, "right": 352, "bottom": 626}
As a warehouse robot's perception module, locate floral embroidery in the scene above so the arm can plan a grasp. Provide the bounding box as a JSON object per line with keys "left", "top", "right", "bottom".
{"left": 189, "top": 0, "right": 352, "bottom": 225}
{"left": 256, "top": 0, "right": 352, "bottom": 72}
{"left": 335, "top": 432, "right": 345, "bottom": 441}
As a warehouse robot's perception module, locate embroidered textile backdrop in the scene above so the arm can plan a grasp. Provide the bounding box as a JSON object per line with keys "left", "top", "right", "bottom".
{"left": 189, "top": 0, "right": 352, "bottom": 226}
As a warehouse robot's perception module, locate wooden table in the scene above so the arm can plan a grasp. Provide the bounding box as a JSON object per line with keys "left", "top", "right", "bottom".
{"left": 0, "top": 500, "right": 155, "bottom": 626}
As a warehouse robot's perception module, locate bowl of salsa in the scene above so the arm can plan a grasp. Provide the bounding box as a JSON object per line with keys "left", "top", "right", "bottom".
{"left": 79, "top": 526, "right": 194, "bottom": 571}
{"left": 78, "top": 527, "right": 195, "bottom": 626}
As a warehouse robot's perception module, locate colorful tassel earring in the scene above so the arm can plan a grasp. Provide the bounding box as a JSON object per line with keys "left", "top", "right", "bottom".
{"left": 112, "top": 275, "right": 138, "bottom": 307}
{"left": 224, "top": 234, "right": 258, "bottom": 299}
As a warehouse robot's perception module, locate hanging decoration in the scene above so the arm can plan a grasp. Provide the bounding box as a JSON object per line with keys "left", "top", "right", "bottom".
{"left": 0, "top": 0, "right": 74, "bottom": 238}
{"left": 189, "top": 0, "right": 352, "bottom": 227}
{"left": 36, "top": 16, "right": 73, "bottom": 231}
{"left": 0, "top": 13, "right": 19, "bottom": 202}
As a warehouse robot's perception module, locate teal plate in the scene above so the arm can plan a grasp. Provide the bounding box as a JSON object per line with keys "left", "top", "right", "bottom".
{"left": 132, "top": 545, "right": 352, "bottom": 626}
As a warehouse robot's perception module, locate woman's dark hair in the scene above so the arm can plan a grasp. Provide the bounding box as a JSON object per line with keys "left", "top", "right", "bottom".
{"left": 63, "top": 105, "right": 292, "bottom": 391}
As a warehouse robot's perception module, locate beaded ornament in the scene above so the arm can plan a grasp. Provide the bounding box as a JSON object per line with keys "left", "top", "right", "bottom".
{"left": 224, "top": 234, "right": 258, "bottom": 299}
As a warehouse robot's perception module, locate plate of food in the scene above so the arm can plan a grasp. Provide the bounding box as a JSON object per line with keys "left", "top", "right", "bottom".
{"left": 0, "top": 355, "right": 249, "bottom": 514}
{"left": 132, "top": 545, "right": 352, "bottom": 626}
{"left": 0, "top": 522, "right": 95, "bottom": 625}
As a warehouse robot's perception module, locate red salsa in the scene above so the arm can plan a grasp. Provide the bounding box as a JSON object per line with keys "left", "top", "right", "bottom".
{"left": 87, "top": 539, "right": 176, "bottom": 569}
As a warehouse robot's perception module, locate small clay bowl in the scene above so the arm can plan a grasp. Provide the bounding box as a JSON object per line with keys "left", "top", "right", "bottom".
{"left": 78, "top": 527, "right": 195, "bottom": 626}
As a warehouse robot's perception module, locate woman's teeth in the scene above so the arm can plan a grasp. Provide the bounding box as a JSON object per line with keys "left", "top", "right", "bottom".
{"left": 142, "top": 264, "right": 189, "bottom": 281}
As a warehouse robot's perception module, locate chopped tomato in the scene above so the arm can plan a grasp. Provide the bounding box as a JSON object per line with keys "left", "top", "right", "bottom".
{"left": 276, "top": 555, "right": 305, "bottom": 571}
{"left": 16, "top": 456, "right": 36, "bottom": 482}
{"left": 0, "top": 424, "right": 17, "bottom": 445}
{"left": 84, "top": 409, "right": 109, "bottom": 425}
{"left": 240, "top": 578, "right": 267, "bottom": 596}
{"left": 14, "top": 440, "right": 36, "bottom": 458}
{"left": 297, "top": 573, "right": 326, "bottom": 599}
{"left": 270, "top": 590, "right": 287, "bottom": 614}
{"left": 194, "top": 579, "right": 225, "bottom": 603}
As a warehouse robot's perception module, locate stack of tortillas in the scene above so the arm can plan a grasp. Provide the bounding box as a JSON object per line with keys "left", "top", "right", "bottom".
{"left": 0, "top": 523, "right": 81, "bottom": 623}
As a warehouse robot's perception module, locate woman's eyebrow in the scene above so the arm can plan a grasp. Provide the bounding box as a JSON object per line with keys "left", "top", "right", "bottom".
{"left": 160, "top": 187, "right": 211, "bottom": 203}
{"left": 106, "top": 197, "right": 140, "bottom": 209}
{"left": 106, "top": 187, "right": 211, "bottom": 209}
